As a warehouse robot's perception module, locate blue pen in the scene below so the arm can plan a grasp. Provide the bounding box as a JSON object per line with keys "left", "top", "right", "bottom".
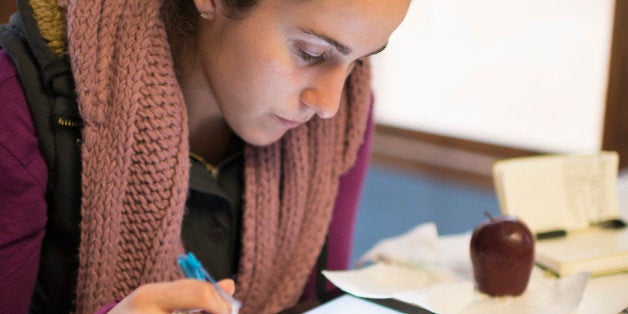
{"left": 177, "top": 252, "right": 242, "bottom": 314}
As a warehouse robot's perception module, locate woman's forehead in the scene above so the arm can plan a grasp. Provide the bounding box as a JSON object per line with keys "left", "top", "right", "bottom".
{"left": 250, "top": 0, "right": 410, "bottom": 46}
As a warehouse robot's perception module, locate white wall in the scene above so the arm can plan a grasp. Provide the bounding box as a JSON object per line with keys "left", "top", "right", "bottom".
{"left": 372, "top": 0, "right": 615, "bottom": 153}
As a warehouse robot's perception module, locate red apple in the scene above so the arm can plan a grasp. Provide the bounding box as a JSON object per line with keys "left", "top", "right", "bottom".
{"left": 469, "top": 212, "right": 535, "bottom": 296}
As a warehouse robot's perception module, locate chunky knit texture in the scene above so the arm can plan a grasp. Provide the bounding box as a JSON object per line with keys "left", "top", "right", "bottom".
{"left": 59, "top": 0, "right": 372, "bottom": 312}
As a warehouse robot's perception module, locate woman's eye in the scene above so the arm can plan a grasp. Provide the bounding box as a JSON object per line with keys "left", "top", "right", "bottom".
{"left": 296, "top": 47, "right": 325, "bottom": 65}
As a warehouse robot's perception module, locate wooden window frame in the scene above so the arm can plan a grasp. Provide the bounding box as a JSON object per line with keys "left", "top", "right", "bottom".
{"left": 603, "top": 0, "right": 628, "bottom": 168}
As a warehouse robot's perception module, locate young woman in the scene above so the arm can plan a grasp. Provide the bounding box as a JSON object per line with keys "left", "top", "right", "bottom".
{"left": 0, "top": 0, "right": 410, "bottom": 313}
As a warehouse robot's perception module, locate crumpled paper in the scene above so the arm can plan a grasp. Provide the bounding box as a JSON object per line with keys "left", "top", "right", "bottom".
{"left": 323, "top": 223, "right": 590, "bottom": 314}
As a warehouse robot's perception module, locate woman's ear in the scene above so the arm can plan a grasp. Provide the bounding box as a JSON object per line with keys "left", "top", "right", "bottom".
{"left": 194, "top": 0, "right": 220, "bottom": 20}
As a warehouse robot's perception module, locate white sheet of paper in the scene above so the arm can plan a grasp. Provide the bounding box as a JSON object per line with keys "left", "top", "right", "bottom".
{"left": 323, "top": 262, "right": 461, "bottom": 299}
{"left": 304, "top": 294, "right": 403, "bottom": 314}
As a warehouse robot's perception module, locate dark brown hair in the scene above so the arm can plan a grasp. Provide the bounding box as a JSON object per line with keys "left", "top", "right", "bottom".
{"left": 160, "top": 0, "right": 258, "bottom": 74}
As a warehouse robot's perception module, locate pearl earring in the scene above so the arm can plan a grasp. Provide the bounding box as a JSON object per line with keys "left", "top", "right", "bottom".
{"left": 200, "top": 11, "right": 209, "bottom": 19}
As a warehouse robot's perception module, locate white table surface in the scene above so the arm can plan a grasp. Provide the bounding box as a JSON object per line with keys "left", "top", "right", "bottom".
{"left": 577, "top": 272, "right": 628, "bottom": 313}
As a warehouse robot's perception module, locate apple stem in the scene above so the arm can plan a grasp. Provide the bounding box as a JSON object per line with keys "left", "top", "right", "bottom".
{"left": 484, "top": 211, "right": 494, "bottom": 220}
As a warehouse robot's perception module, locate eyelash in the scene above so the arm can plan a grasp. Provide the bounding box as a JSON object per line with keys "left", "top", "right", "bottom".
{"left": 295, "top": 47, "right": 365, "bottom": 68}
{"left": 296, "top": 48, "right": 325, "bottom": 65}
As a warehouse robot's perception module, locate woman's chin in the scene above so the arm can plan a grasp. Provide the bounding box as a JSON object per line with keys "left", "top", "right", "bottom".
{"left": 241, "top": 130, "right": 287, "bottom": 147}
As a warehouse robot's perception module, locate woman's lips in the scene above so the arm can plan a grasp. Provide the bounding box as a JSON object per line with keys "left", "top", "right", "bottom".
{"left": 275, "top": 115, "right": 303, "bottom": 129}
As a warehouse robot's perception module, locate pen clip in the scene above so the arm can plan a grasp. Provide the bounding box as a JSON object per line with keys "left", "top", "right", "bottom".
{"left": 535, "top": 229, "right": 567, "bottom": 240}
{"left": 591, "top": 218, "right": 627, "bottom": 229}
{"left": 178, "top": 254, "right": 203, "bottom": 280}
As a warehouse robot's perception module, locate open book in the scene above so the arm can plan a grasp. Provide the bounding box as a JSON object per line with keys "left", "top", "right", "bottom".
{"left": 492, "top": 151, "right": 628, "bottom": 277}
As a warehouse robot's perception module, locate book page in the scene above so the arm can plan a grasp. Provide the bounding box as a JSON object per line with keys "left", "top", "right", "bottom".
{"left": 493, "top": 152, "right": 619, "bottom": 232}
{"left": 562, "top": 156, "right": 617, "bottom": 223}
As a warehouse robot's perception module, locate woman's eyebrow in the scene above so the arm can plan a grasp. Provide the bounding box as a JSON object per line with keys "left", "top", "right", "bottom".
{"left": 300, "top": 27, "right": 352, "bottom": 55}
{"left": 299, "top": 27, "right": 387, "bottom": 57}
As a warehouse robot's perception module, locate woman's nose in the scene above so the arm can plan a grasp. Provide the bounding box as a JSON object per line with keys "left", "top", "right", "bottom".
{"left": 300, "top": 67, "right": 348, "bottom": 119}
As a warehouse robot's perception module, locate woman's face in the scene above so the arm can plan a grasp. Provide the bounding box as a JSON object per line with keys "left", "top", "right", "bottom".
{"left": 196, "top": 0, "right": 410, "bottom": 146}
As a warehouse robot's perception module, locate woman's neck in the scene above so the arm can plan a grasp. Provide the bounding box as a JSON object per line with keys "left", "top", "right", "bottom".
{"left": 179, "top": 65, "right": 235, "bottom": 165}
{"left": 188, "top": 115, "right": 235, "bottom": 165}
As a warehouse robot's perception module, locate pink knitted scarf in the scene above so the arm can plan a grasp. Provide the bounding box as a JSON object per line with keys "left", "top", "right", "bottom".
{"left": 61, "top": 0, "right": 371, "bottom": 312}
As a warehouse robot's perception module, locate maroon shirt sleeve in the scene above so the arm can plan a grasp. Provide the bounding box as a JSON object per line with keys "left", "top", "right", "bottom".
{"left": 302, "top": 98, "right": 375, "bottom": 299}
{"left": 0, "top": 49, "right": 48, "bottom": 313}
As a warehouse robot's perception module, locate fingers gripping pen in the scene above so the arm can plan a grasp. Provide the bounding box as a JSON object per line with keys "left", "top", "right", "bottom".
{"left": 176, "top": 252, "right": 242, "bottom": 314}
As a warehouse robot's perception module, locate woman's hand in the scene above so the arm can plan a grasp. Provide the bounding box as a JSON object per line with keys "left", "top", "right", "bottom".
{"left": 108, "top": 278, "right": 236, "bottom": 314}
